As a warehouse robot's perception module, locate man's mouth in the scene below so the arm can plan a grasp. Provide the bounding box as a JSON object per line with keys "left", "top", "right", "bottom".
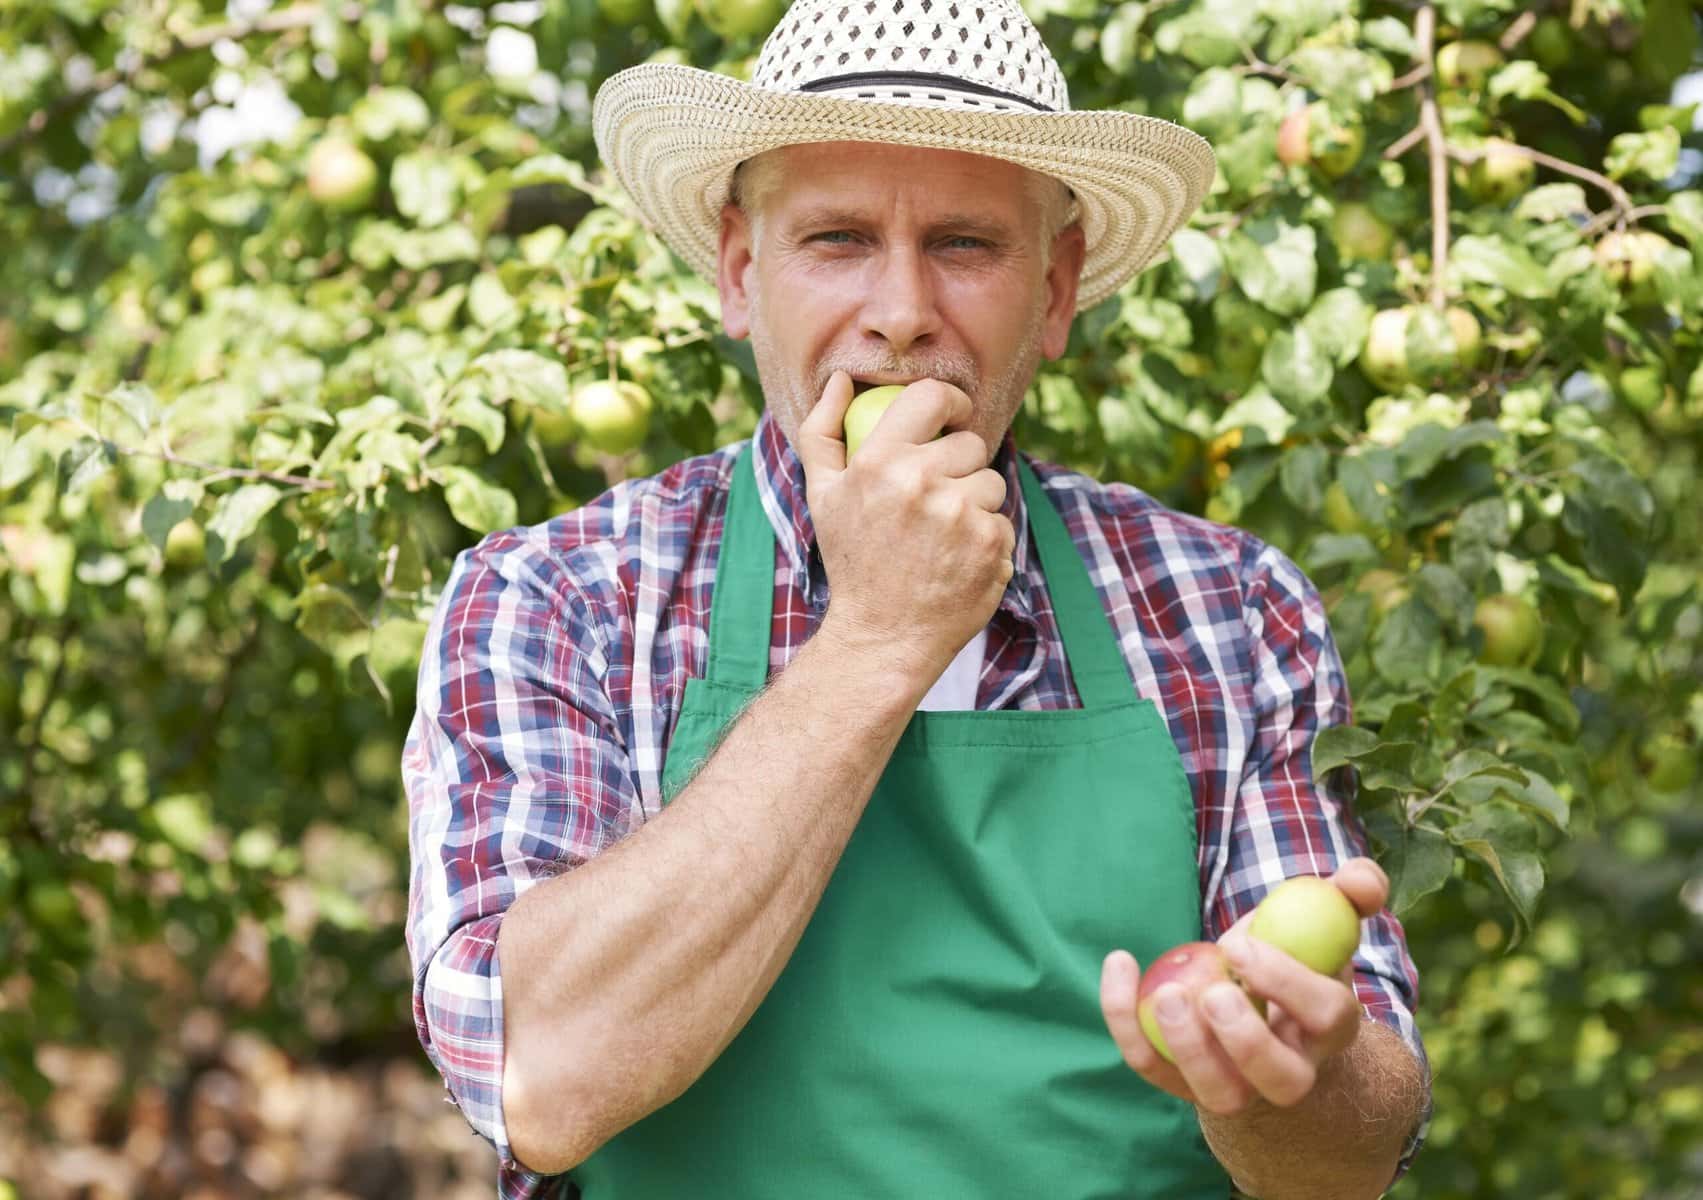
{"left": 850, "top": 376, "right": 915, "bottom": 396}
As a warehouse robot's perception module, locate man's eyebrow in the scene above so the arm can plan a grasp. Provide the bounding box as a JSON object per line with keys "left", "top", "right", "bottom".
{"left": 783, "top": 206, "right": 1017, "bottom": 239}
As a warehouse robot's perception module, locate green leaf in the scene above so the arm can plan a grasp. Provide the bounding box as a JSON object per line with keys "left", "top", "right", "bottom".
{"left": 1299, "top": 288, "right": 1371, "bottom": 368}
{"left": 1099, "top": 3, "right": 1148, "bottom": 73}
{"left": 369, "top": 617, "right": 430, "bottom": 682}
{"left": 62, "top": 438, "right": 113, "bottom": 496}
{"left": 512, "top": 153, "right": 588, "bottom": 189}
{"left": 1359, "top": 15, "right": 1415, "bottom": 57}
{"left": 1312, "top": 724, "right": 1381, "bottom": 777}
{"left": 151, "top": 794, "right": 214, "bottom": 856}
{"left": 1214, "top": 387, "right": 1294, "bottom": 445}
{"left": 1450, "top": 235, "right": 1553, "bottom": 299}
{"left": 392, "top": 152, "right": 461, "bottom": 227}
{"left": 470, "top": 348, "right": 569, "bottom": 408}
{"left": 205, "top": 484, "right": 284, "bottom": 564}
{"left": 1515, "top": 184, "right": 1590, "bottom": 223}
{"left": 1367, "top": 813, "right": 1453, "bottom": 916}
{"left": 1166, "top": 228, "right": 1222, "bottom": 302}
{"left": 1261, "top": 328, "right": 1332, "bottom": 408}
{"left": 1415, "top": 562, "right": 1474, "bottom": 636}
{"left": 1279, "top": 442, "right": 1329, "bottom": 514}
{"left": 392, "top": 224, "right": 481, "bottom": 270}
{"left": 1306, "top": 532, "right": 1379, "bottom": 569}
{"left": 1604, "top": 128, "right": 1680, "bottom": 183}
{"left": 351, "top": 86, "right": 431, "bottom": 141}
{"left": 102, "top": 382, "right": 159, "bottom": 439}
{"left": 447, "top": 393, "right": 507, "bottom": 455}
{"left": 141, "top": 490, "right": 196, "bottom": 551}
{"left": 1451, "top": 802, "right": 1544, "bottom": 942}
{"left": 1222, "top": 219, "right": 1318, "bottom": 317}
{"left": 468, "top": 273, "right": 519, "bottom": 329}
{"left": 1372, "top": 597, "right": 1443, "bottom": 685}
{"left": 438, "top": 466, "right": 518, "bottom": 533}
{"left": 1664, "top": 190, "right": 1703, "bottom": 246}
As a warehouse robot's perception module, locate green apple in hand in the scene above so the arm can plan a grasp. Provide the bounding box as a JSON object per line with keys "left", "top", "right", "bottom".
{"left": 842, "top": 385, "right": 906, "bottom": 460}
{"left": 1247, "top": 875, "right": 1362, "bottom": 978}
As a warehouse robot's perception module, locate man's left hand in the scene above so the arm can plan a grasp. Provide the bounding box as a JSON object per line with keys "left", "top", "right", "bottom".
{"left": 1098, "top": 858, "right": 1390, "bottom": 1116}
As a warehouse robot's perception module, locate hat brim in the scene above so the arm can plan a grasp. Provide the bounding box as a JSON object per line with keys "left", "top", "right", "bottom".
{"left": 591, "top": 63, "right": 1216, "bottom": 313}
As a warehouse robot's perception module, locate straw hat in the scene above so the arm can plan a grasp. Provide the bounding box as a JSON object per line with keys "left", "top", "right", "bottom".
{"left": 591, "top": 0, "right": 1216, "bottom": 312}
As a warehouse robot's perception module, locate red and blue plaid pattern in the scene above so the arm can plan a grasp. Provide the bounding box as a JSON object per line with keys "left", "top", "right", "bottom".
{"left": 404, "top": 410, "right": 1429, "bottom": 1197}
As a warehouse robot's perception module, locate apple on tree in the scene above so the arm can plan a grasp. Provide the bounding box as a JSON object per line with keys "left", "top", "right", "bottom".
{"left": 1594, "top": 229, "right": 1673, "bottom": 307}
{"left": 1462, "top": 139, "right": 1536, "bottom": 207}
{"left": 569, "top": 379, "right": 654, "bottom": 456}
{"left": 1473, "top": 593, "right": 1543, "bottom": 667}
{"left": 1359, "top": 304, "right": 1481, "bottom": 392}
{"left": 1435, "top": 39, "right": 1504, "bottom": 89}
{"left": 306, "top": 136, "right": 379, "bottom": 212}
{"left": 1277, "top": 102, "right": 1364, "bottom": 179}
{"left": 1330, "top": 201, "right": 1395, "bottom": 262}
{"left": 698, "top": 0, "right": 784, "bottom": 40}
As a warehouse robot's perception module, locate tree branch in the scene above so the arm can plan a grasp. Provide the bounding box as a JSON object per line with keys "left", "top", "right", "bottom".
{"left": 1416, "top": 5, "right": 1451, "bottom": 309}
{"left": 1446, "top": 141, "right": 1635, "bottom": 217}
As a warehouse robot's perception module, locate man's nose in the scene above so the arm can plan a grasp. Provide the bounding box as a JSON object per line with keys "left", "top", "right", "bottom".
{"left": 860, "top": 245, "right": 941, "bottom": 355}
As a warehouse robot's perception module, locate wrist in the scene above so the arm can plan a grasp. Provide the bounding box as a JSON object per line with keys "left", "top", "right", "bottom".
{"left": 809, "top": 609, "right": 933, "bottom": 718}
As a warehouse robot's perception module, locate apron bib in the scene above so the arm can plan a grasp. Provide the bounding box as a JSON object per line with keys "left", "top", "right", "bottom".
{"left": 568, "top": 446, "right": 1230, "bottom": 1198}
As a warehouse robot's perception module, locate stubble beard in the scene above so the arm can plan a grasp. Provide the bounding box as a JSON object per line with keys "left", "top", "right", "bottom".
{"left": 748, "top": 279, "right": 1049, "bottom": 465}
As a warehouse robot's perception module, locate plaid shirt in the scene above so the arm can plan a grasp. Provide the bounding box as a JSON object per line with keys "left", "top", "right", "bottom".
{"left": 404, "top": 409, "right": 1430, "bottom": 1198}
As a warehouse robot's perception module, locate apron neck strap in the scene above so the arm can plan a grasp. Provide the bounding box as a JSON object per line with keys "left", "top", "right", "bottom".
{"left": 1014, "top": 456, "right": 1132, "bottom": 710}
{"left": 704, "top": 444, "right": 777, "bottom": 691}
{"left": 706, "top": 443, "right": 1132, "bottom": 710}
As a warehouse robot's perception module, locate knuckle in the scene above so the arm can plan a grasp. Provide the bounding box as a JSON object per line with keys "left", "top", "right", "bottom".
{"left": 1271, "top": 1063, "right": 1316, "bottom": 1108}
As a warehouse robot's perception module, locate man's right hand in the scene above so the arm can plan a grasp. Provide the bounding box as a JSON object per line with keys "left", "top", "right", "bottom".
{"left": 796, "top": 369, "right": 1016, "bottom": 690}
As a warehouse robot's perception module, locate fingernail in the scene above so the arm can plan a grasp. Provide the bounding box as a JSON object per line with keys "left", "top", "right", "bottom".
{"left": 1157, "top": 988, "right": 1187, "bottom": 1022}
{"left": 1204, "top": 985, "right": 1242, "bottom": 1024}
{"left": 1220, "top": 934, "right": 1252, "bottom": 969}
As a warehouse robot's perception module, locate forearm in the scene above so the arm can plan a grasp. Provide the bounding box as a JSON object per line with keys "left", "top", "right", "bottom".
{"left": 496, "top": 615, "right": 928, "bottom": 1173}
{"left": 1196, "top": 1019, "right": 1427, "bottom": 1200}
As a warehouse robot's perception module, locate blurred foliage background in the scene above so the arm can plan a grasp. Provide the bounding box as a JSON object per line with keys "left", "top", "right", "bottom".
{"left": 2, "top": 0, "right": 1701, "bottom": 1195}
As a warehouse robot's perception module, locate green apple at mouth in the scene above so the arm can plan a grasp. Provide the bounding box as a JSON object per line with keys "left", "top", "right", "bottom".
{"left": 843, "top": 385, "right": 907, "bottom": 460}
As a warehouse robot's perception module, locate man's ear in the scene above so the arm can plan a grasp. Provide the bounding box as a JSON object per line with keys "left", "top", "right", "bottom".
{"left": 718, "top": 203, "right": 755, "bottom": 340}
{"left": 1040, "top": 221, "right": 1087, "bottom": 360}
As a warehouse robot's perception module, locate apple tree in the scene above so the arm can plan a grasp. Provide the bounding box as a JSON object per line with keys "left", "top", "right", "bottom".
{"left": 1, "top": 0, "right": 1699, "bottom": 1193}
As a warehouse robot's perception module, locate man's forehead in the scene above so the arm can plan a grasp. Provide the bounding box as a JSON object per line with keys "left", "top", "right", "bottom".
{"left": 764, "top": 141, "right": 1035, "bottom": 211}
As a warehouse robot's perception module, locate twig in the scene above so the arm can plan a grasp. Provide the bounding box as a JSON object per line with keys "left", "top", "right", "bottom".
{"left": 136, "top": 446, "right": 337, "bottom": 492}
{"left": 1383, "top": 124, "right": 1427, "bottom": 161}
{"left": 1386, "top": 62, "right": 1434, "bottom": 92}
{"left": 1416, "top": 5, "right": 1450, "bottom": 309}
{"left": 1446, "top": 141, "right": 1636, "bottom": 217}
{"left": 0, "top": 2, "right": 363, "bottom": 157}
{"left": 1578, "top": 202, "right": 1667, "bottom": 240}
{"left": 1499, "top": 10, "right": 1538, "bottom": 51}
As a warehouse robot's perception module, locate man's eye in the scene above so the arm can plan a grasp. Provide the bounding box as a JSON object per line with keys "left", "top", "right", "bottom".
{"left": 810, "top": 231, "right": 856, "bottom": 244}
{"left": 944, "top": 236, "right": 988, "bottom": 250}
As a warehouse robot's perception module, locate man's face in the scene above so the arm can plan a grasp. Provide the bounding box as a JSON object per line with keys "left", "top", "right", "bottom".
{"left": 716, "top": 141, "right": 1086, "bottom": 463}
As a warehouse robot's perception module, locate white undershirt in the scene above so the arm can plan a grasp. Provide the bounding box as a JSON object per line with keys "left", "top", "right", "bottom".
{"left": 916, "top": 628, "right": 987, "bottom": 712}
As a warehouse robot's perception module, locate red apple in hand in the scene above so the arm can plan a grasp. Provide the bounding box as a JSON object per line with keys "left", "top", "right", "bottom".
{"left": 1136, "top": 941, "right": 1237, "bottom": 1064}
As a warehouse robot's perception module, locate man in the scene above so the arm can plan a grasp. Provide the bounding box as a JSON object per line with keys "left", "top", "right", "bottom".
{"left": 404, "top": 0, "right": 1431, "bottom": 1195}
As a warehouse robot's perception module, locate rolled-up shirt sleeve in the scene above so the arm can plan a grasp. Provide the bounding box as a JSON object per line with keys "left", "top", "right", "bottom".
{"left": 402, "top": 527, "right": 636, "bottom": 1171}
{"left": 1210, "top": 537, "right": 1431, "bottom": 1182}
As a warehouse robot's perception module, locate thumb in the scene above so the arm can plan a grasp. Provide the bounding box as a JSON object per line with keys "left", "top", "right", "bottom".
{"left": 797, "top": 370, "right": 855, "bottom": 484}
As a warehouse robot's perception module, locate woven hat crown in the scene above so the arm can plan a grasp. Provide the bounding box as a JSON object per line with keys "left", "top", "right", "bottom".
{"left": 752, "top": 0, "right": 1069, "bottom": 115}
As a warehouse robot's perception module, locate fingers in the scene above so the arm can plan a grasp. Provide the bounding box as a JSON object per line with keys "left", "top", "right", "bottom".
{"left": 1197, "top": 982, "right": 1318, "bottom": 1108}
{"left": 1098, "top": 952, "right": 1197, "bottom": 1106}
{"left": 1220, "top": 931, "right": 1363, "bottom": 1057}
{"left": 861, "top": 379, "right": 973, "bottom": 453}
{"left": 1330, "top": 857, "right": 1390, "bottom": 918}
{"left": 797, "top": 370, "right": 857, "bottom": 481}
{"left": 1146, "top": 981, "right": 1258, "bottom": 1116}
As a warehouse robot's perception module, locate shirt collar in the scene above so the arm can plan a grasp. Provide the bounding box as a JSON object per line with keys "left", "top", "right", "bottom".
{"left": 748, "top": 408, "right": 1039, "bottom": 626}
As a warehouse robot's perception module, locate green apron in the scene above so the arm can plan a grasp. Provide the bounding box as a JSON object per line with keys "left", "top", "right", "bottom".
{"left": 567, "top": 445, "right": 1230, "bottom": 1198}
